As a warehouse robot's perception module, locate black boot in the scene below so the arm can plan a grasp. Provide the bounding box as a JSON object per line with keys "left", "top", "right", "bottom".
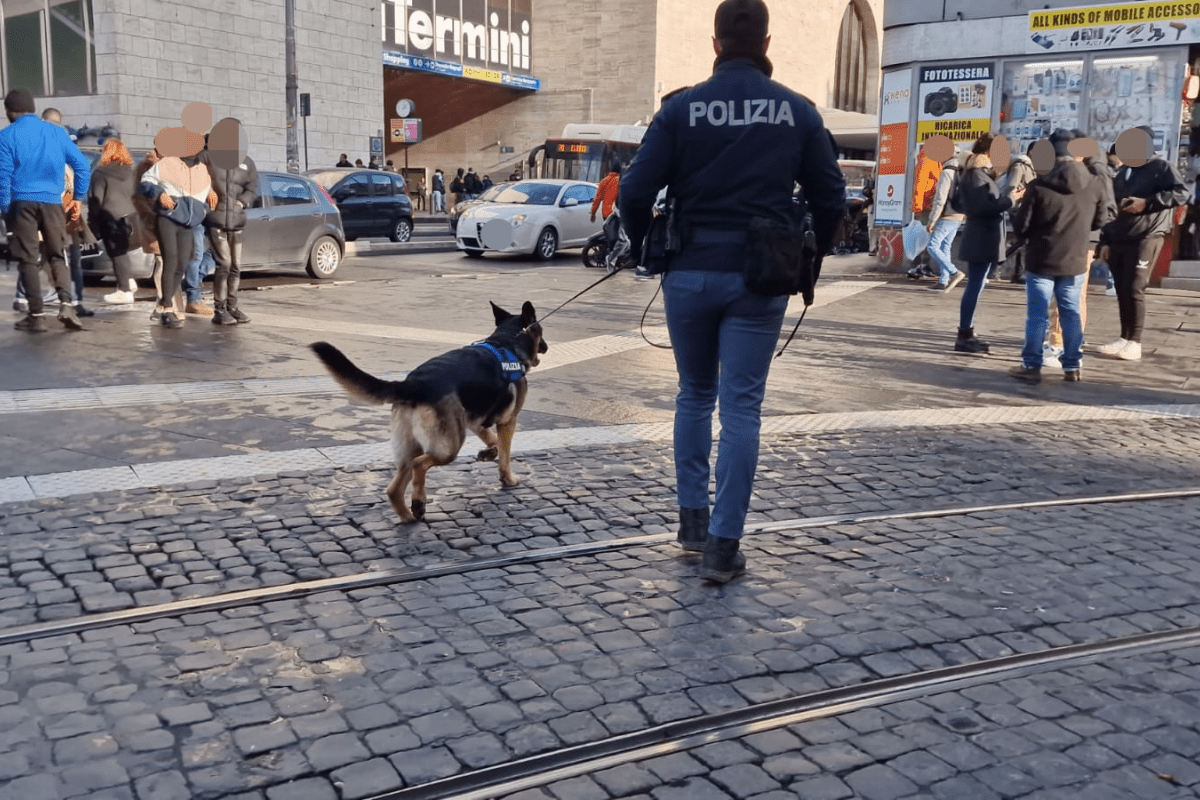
{"left": 212, "top": 300, "right": 237, "bottom": 325}
{"left": 677, "top": 508, "right": 709, "bottom": 552}
{"left": 699, "top": 535, "right": 746, "bottom": 584}
{"left": 954, "top": 327, "right": 990, "bottom": 354}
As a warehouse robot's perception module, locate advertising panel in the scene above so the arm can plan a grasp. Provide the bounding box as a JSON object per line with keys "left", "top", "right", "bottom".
{"left": 1027, "top": 2, "right": 1200, "bottom": 53}
{"left": 390, "top": 119, "right": 423, "bottom": 143}
{"left": 875, "top": 68, "right": 912, "bottom": 227}
{"left": 916, "top": 63, "right": 995, "bottom": 145}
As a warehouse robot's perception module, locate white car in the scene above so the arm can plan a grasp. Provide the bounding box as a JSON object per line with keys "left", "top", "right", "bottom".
{"left": 456, "top": 180, "right": 602, "bottom": 260}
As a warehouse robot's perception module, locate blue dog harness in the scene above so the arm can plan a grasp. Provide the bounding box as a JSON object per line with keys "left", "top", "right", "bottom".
{"left": 470, "top": 342, "right": 526, "bottom": 383}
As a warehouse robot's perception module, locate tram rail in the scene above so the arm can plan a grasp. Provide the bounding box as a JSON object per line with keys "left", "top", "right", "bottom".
{"left": 3, "top": 485, "right": 1199, "bottom": 648}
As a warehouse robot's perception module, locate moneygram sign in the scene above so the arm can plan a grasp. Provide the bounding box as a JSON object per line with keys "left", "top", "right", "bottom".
{"left": 381, "top": 0, "right": 539, "bottom": 89}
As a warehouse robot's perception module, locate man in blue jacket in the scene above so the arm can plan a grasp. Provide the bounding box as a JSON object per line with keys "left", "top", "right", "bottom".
{"left": 0, "top": 89, "right": 90, "bottom": 332}
{"left": 618, "top": 0, "right": 845, "bottom": 583}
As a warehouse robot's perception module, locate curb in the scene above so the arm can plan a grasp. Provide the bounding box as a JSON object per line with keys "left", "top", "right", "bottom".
{"left": 345, "top": 239, "right": 459, "bottom": 257}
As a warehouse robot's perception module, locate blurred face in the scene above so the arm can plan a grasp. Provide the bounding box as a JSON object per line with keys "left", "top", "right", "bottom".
{"left": 924, "top": 135, "right": 954, "bottom": 163}
{"left": 1030, "top": 140, "right": 1056, "bottom": 174}
{"left": 989, "top": 136, "right": 1011, "bottom": 173}
{"left": 208, "top": 118, "right": 248, "bottom": 170}
{"left": 1115, "top": 128, "right": 1151, "bottom": 167}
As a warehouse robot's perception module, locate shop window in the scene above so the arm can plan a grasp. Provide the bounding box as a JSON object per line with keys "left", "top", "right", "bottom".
{"left": 2, "top": 0, "right": 95, "bottom": 97}
{"left": 1089, "top": 54, "right": 1182, "bottom": 155}
{"left": 998, "top": 59, "right": 1085, "bottom": 156}
{"left": 833, "top": 2, "right": 868, "bottom": 114}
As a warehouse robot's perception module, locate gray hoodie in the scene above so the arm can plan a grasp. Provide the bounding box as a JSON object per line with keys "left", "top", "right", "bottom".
{"left": 927, "top": 150, "right": 970, "bottom": 223}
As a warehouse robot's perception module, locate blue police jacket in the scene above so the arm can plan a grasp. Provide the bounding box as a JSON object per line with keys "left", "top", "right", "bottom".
{"left": 619, "top": 58, "right": 846, "bottom": 264}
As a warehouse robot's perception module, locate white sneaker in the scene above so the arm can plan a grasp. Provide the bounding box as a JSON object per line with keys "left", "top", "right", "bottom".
{"left": 127, "top": 279, "right": 138, "bottom": 293}
{"left": 1097, "top": 337, "right": 1127, "bottom": 355}
{"left": 103, "top": 290, "right": 134, "bottom": 304}
{"left": 1105, "top": 286, "right": 1117, "bottom": 297}
{"left": 1042, "top": 344, "right": 1062, "bottom": 369}
{"left": 1115, "top": 340, "right": 1142, "bottom": 361}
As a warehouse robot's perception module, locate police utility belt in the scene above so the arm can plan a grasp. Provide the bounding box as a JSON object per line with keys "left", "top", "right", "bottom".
{"left": 642, "top": 200, "right": 821, "bottom": 303}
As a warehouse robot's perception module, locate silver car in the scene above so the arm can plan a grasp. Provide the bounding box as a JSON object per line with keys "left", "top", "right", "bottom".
{"left": 83, "top": 170, "right": 346, "bottom": 281}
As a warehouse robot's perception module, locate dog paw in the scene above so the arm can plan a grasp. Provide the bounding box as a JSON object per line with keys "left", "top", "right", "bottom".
{"left": 412, "top": 499, "right": 426, "bottom": 520}
{"left": 476, "top": 447, "right": 499, "bottom": 462}
{"left": 500, "top": 474, "right": 520, "bottom": 488}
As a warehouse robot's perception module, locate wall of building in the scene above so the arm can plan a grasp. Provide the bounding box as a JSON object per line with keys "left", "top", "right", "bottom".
{"left": 15, "top": 0, "right": 381, "bottom": 173}
{"left": 396, "top": 0, "right": 659, "bottom": 181}
{"left": 885, "top": 0, "right": 1109, "bottom": 27}
{"left": 654, "top": 0, "right": 885, "bottom": 114}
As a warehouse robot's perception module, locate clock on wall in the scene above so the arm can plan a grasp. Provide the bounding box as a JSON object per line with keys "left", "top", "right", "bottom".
{"left": 395, "top": 99, "right": 414, "bottom": 118}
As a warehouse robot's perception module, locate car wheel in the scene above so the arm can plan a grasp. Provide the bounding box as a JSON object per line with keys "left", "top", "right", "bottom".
{"left": 464, "top": 249, "right": 485, "bottom": 259}
{"left": 305, "top": 236, "right": 342, "bottom": 279}
{"left": 390, "top": 217, "right": 413, "bottom": 243}
{"left": 534, "top": 227, "right": 558, "bottom": 261}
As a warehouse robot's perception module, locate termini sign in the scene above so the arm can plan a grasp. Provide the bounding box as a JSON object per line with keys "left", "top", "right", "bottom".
{"left": 381, "top": 0, "right": 533, "bottom": 74}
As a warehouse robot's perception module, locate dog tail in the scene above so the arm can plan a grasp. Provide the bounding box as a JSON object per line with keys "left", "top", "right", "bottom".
{"left": 310, "top": 342, "right": 409, "bottom": 405}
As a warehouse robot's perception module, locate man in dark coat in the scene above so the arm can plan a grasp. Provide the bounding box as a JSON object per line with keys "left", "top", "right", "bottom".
{"left": 1096, "top": 125, "right": 1189, "bottom": 362}
{"left": 200, "top": 118, "right": 259, "bottom": 325}
{"left": 1010, "top": 129, "right": 1113, "bottom": 383}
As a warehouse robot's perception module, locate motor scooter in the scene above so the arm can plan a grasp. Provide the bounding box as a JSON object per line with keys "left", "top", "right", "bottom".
{"left": 581, "top": 208, "right": 633, "bottom": 271}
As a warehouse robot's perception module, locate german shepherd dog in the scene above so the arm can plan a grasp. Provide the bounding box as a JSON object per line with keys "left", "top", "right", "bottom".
{"left": 311, "top": 301, "right": 548, "bottom": 523}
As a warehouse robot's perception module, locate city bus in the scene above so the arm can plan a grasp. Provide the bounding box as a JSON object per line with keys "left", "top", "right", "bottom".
{"left": 527, "top": 124, "right": 647, "bottom": 183}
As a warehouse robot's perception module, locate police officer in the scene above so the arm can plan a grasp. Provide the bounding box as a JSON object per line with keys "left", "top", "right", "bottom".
{"left": 619, "top": 0, "right": 845, "bottom": 583}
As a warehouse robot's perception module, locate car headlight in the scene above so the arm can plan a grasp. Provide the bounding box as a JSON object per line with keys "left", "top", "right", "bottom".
{"left": 511, "top": 214, "right": 527, "bottom": 225}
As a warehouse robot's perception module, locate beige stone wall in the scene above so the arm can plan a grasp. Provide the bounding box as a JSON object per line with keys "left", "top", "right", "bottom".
{"left": 654, "top": 0, "right": 884, "bottom": 113}
{"left": 19, "top": 0, "right": 381, "bottom": 172}
{"left": 400, "top": 0, "right": 659, "bottom": 183}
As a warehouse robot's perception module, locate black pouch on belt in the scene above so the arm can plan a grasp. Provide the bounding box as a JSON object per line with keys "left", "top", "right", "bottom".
{"left": 744, "top": 216, "right": 816, "bottom": 299}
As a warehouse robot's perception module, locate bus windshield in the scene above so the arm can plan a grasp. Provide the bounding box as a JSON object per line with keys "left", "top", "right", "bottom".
{"left": 542, "top": 140, "right": 607, "bottom": 182}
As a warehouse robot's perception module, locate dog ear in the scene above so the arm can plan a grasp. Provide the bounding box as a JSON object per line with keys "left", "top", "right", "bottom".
{"left": 520, "top": 301, "right": 537, "bottom": 326}
{"left": 491, "top": 301, "right": 512, "bottom": 325}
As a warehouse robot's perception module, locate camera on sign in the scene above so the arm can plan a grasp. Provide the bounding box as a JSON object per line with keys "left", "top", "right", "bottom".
{"left": 924, "top": 87, "right": 958, "bottom": 117}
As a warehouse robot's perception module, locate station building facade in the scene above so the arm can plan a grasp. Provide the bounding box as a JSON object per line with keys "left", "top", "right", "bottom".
{"left": 2, "top": 0, "right": 882, "bottom": 181}
{"left": 878, "top": 0, "right": 1198, "bottom": 240}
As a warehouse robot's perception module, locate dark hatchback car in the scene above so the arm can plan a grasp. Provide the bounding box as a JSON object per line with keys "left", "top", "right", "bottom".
{"left": 80, "top": 165, "right": 346, "bottom": 280}
{"left": 304, "top": 169, "right": 414, "bottom": 243}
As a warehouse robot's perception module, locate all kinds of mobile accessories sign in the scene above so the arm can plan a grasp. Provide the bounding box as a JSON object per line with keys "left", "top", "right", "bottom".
{"left": 1027, "top": 1, "right": 1200, "bottom": 52}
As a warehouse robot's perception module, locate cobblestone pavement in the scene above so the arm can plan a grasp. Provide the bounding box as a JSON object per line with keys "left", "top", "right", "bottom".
{"left": 3, "top": 254, "right": 1200, "bottom": 798}
{"left": 2, "top": 418, "right": 1200, "bottom": 798}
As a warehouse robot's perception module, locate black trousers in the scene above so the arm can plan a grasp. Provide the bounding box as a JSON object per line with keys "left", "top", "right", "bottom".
{"left": 8, "top": 201, "right": 70, "bottom": 314}
{"left": 1107, "top": 236, "right": 1163, "bottom": 343}
{"left": 100, "top": 215, "right": 137, "bottom": 289}
{"left": 156, "top": 216, "right": 195, "bottom": 308}
{"left": 208, "top": 227, "right": 244, "bottom": 305}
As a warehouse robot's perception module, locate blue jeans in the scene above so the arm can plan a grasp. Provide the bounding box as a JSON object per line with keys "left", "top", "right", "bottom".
{"left": 928, "top": 218, "right": 961, "bottom": 284}
{"left": 663, "top": 266, "right": 789, "bottom": 541}
{"left": 182, "top": 225, "right": 213, "bottom": 303}
{"left": 1023, "top": 272, "right": 1085, "bottom": 372}
{"left": 957, "top": 261, "right": 993, "bottom": 330}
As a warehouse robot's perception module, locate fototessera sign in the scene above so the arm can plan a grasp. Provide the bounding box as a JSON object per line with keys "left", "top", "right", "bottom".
{"left": 381, "top": 0, "right": 533, "bottom": 74}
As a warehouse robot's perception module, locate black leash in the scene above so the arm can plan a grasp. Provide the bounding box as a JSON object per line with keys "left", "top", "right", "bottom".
{"left": 535, "top": 268, "right": 625, "bottom": 324}
{"left": 639, "top": 280, "right": 671, "bottom": 349}
{"left": 775, "top": 306, "right": 808, "bottom": 359}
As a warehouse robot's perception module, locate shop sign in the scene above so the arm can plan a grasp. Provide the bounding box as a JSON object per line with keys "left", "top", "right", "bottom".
{"left": 1028, "top": 2, "right": 1200, "bottom": 53}
{"left": 391, "top": 118, "right": 423, "bottom": 143}
{"left": 876, "top": 68, "right": 912, "bottom": 227}
{"left": 916, "top": 63, "right": 995, "bottom": 144}
{"left": 382, "top": 50, "right": 541, "bottom": 91}
{"left": 381, "top": 0, "right": 533, "bottom": 74}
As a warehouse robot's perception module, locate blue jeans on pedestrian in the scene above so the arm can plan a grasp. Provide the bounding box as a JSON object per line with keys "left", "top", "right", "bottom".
{"left": 663, "top": 266, "right": 789, "bottom": 541}
{"left": 182, "top": 225, "right": 211, "bottom": 303}
{"left": 927, "top": 218, "right": 961, "bottom": 284}
{"left": 957, "top": 261, "right": 994, "bottom": 331}
{"left": 1022, "top": 271, "right": 1085, "bottom": 372}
